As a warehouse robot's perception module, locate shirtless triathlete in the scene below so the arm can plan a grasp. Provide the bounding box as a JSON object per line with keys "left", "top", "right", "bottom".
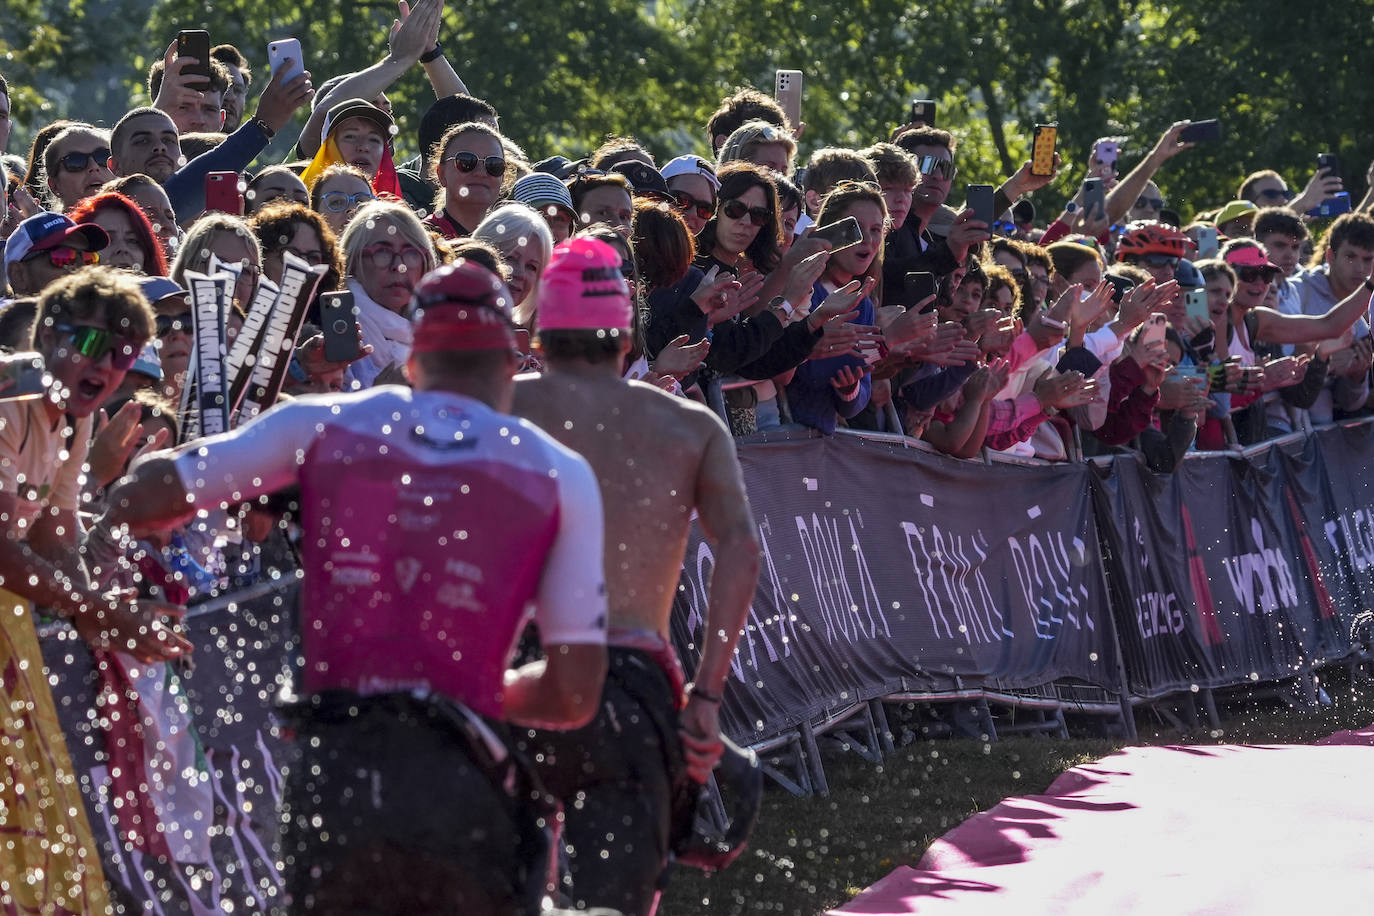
{"left": 513, "top": 237, "right": 761, "bottom": 915}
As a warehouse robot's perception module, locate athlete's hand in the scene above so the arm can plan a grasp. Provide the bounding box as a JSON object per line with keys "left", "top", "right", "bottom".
{"left": 679, "top": 693, "right": 725, "bottom": 783}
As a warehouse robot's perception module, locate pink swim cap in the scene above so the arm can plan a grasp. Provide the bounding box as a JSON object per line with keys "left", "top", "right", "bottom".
{"left": 536, "top": 237, "right": 633, "bottom": 332}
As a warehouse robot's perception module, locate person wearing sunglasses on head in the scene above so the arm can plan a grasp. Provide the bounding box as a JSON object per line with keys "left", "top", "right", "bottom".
{"left": 422, "top": 121, "right": 508, "bottom": 240}
{"left": 340, "top": 200, "right": 438, "bottom": 387}
{"left": 42, "top": 125, "right": 114, "bottom": 212}
{"left": 661, "top": 155, "right": 719, "bottom": 237}
{"left": 4, "top": 211, "right": 107, "bottom": 297}
{"left": 0, "top": 266, "right": 188, "bottom": 915}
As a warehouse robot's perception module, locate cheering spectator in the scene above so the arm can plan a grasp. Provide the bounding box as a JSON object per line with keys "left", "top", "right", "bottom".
{"left": 339, "top": 199, "right": 438, "bottom": 386}
{"left": 473, "top": 202, "right": 552, "bottom": 319}
{"left": 310, "top": 164, "right": 375, "bottom": 235}
{"left": 41, "top": 124, "right": 112, "bottom": 211}
{"left": 66, "top": 192, "right": 167, "bottom": 275}
{"left": 102, "top": 173, "right": 180, "bottom": 259}
{"left": 661, "top": 154, "right": 719, "bottom": 237}
{"left": 4, "top": 211, "right": 107, "bottom": 297}
{"left": 244, "top": 165, "right": 310, "bottom": 214}
{"left": 424, "top": 121, "right": 509, "bottom": 238}
{"left": 300, "top": 97, "right": 402, "bottom": 200}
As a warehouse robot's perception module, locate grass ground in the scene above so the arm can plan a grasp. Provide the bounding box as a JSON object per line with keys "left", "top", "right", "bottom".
{"left": 658, "top": 668, "right": 1374, "bottom": 915}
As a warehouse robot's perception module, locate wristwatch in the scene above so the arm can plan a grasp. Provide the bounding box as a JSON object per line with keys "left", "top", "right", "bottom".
{"left": 419, "top": 42, "right": 445, "bottom": 63}
{"left": 767, "top": 295, "right": 794, "bottom": 318}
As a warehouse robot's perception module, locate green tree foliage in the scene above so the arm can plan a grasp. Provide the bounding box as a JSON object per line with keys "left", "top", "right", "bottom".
{"left": 3, "top": 0, "right": 1370, "bottom": 222}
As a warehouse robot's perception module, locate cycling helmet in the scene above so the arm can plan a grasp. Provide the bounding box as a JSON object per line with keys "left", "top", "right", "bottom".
{"left": 1115, "top": 220, "right": 1192, "bottom": 262}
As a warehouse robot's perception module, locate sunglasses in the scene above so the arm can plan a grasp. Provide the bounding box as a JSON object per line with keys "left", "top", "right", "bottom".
{"left": 53, "top": 323, "right": 140, "bottom": 370}
{"left": 1138, "top": 254, "right": 1179, "bottom": 268}
{"left": 721, "top": 198, "right": 770, "bottom": 227}
{"left": 1236, "top": 266, "right": 1279, "bottom": 284}
{"left": 671, "top": 189, "right": 715, "bottom": 221}
{"left": 155, "top": 311, "right": 194, "bottom": 336}
{"left": 916, "top": 155, "right": 957, "bottom": 180}
{"left": 28, "top": 247, "right": 100, "bottom": 269}
{"left": 1135, "top": 196, "right": 1165, "bottom": 210}
{"left": 1257, "top": 188, "right": 1295, "bottom": 202}
{"left": 320, "top": 190, "right": 375, "bottom": 213}
{"left": 445, "top": 152, "right": 507, "bottom": 177}
{"left": 59, "top": 148, "right": 111, "bottom": 172}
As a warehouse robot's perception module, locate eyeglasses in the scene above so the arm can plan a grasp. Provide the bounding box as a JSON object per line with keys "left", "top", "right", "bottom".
{"left": 721, "top": 198, "right": 770, "bottom": 227}
{"left": 320, "top": 190, "right": 375, "bottom": 213}
{"left": 1135, "top": 196, "right": 1165, "bottom": 210}
{"left": 59, "top": 148, "right": 112, "bottom": 172}
{"left": 1236, "top": 266, "right": 1279, "bottom": 284}
{"left": 671, "top": 189, "right": 715, "bottom": 221}
{"left": 1257, "top": 188, "right": 1295, "bottom": 202}
{"left": 155, "top": 311, "right": 194, "bottom": 336}
{"left": 1138, "top": 254, "right": 1179, "bottom": 268}
{"left": 362, "top": 242, "right": 425, "bottom": 271}
{"left": 444, "top": 152, "right": 507, "bottom": 177}
{"left": 53, "top": 323, "right": 140, "bottom": 370}
{"left": 749, "top": 125, "right": 789, "bottom": 142}
{"left": 28, "top": 247, "right": 100, "bottom": 269}
{"left": 916, "top": 155, "right": 957, "bottom": 180}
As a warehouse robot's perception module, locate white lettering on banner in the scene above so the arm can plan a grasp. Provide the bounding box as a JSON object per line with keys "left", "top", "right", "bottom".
{"left": 1136, "top": 592, "right": 1186, "bottom": 638}
{"left": 900, "top": 520, "right": 1010, "bottom": 644}
{"left": 1008, "top": 531, "right": 1093, "bottom": 640}
{"left": 1221, "top": 518, "right": 1299, "bottom": 614}
{"left": 794, "top": 511, "right": 891, "bottom": 647}
{"left": 1324, "top": 507, "right": 1374, "bottom": 573}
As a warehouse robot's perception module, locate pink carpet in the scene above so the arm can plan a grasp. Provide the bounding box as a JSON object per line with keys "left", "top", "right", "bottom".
{"left": 832, "top": 736, "right": 1374, "bottom": 914}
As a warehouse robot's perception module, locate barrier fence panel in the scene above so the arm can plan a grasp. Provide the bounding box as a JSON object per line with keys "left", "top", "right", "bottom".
{"left": 669, "top": 432, "right": 1121, "bottom": 748}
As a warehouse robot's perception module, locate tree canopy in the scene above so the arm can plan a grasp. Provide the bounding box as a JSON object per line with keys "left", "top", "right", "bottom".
{"left": 3, "top": 0, "right": 1368, "bottom": 220}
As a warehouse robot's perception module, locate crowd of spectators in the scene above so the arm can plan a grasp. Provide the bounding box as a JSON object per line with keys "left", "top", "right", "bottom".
{"left": 2, "top": 2, "right": 1374, "bottom": 911}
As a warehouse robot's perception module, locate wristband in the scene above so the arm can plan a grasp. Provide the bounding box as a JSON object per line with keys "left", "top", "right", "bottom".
{"left": 251, "top": 117, "right": 276, "bottom": 140}
{"left": 419, "top": 42, "right": 445, "bottom": 64}
{"left": 688, "top": 683, "right": 723, "bottom": 704}
{"left": 1364, "top": 278, "right": 1374, "bottom": 293}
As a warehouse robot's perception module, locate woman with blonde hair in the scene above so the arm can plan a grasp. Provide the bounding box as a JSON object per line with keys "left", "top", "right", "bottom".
{"left": 339, "top": 200, "right": 438, "bottom": 386}
{"left": 473, "top": 202, "right": 552, "bottom": 326}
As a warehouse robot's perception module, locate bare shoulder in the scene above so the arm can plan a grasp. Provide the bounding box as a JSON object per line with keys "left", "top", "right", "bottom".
{"left": 624, "top": 379, "right": 730, "bottom": 436}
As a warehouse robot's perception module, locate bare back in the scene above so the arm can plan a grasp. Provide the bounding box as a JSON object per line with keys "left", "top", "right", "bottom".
{"left": 513, "top": 371, "right": 733, "bottom": 637}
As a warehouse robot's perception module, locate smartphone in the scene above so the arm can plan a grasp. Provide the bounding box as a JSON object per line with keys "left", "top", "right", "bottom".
{"left": 1030, "top": 125, "right": 1058, "bottom": 178}
{"left": 1135, "top": 312, "right": 1168, "bottom": 349}
{"left": 1317, "top": 152, "right": 1341, "bottom": 179}
{"left": 774, "top": 69, "right": 803, "bottom": 131}
{"left": 1091, "top": 139, "right": 1120, "bottom": 170}
{"left": 177, "top": 30, "right": 212, "bottom": 90}
{"left": 1184, "top": 288, "right": 1209, "bottom": 325}
{"left": 905, "top": 271, "right": 938, "bottom": 306}
{"left": 1104, "top": 274, "right": 1136, "bottom": 305}
{"left": 268, "top": 38, "right": 305, "bottom": 85}
{"left": 910, "top": 99, "right": 936, "bottom": 128}
{"left": 320, "top": 291, "right": 361, "bottom": 362}
{"left": 811, "top": 216, "right": 863, "bottom": 252}
{"left": 1194, "top": 225, "right": 1219, "bottom": 259}
{"left": 966, "top": 184, "right": 995, "bottom": 228}
{"left": 1082, "top": 177, "right": 1106, "bottom": 220}
{"left": 0, "top": 352, "right": 47, "bottom": 402}
{"left": 1309, "top": 192, "right": 1352, "bottom": 219}
{"left": 1178, "top": 119, "right": 1221, "bottom": 143}
{"left": 205, "top": 171, "right": 244, "bottom": 216}
{"left": 514, "top": 328, "right": 532, "bottom": 356}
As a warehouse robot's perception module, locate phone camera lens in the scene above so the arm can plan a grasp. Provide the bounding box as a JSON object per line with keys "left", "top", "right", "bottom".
{"left": 331, "top": 320, "right": 348, "bottom": 334}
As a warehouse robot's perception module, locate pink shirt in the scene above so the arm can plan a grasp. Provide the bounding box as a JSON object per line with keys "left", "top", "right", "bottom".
{"left": 169, "top": 387, "right": 607, "bottom": 719}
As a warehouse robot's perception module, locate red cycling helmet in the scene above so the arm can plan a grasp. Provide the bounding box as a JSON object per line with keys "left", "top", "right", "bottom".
{"left": 1115, "top": 221, "right": 1193, "bottom": 262}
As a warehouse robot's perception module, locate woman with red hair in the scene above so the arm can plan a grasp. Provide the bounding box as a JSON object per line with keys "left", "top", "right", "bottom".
{"left": 66, "top": 192, "right": 167, "bottom": 276}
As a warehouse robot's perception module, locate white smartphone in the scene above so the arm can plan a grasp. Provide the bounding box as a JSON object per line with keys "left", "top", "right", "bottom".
{"left": 1194, "top": 225, "right": 1219, "bottom": 259}
{"left": 268, "top": 38, "right": 304, "bottom": 84}
{"left": 775, "top": 70, "right": 803, "bottom": 130}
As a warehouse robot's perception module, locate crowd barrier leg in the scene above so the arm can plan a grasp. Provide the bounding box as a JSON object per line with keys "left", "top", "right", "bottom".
{"left": 799, "top": 722, "right": 830, "bottom": 797}
{"left": 815, "top": 704, "right": 884, "bottom": 765}
{"left": 870, "top": 699, "right": 897, "bottom": 756}
{"left": 750, "top": 730, "right": 814, "bottom": 797}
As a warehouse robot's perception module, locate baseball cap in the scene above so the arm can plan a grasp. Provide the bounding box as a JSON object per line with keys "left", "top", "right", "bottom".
{"left": 138, "top": 276, "right": 189, "bottom": 307}
{"left": 131, "top": 342, "right": 163, "bottom": 381}
{"left": 537, "top": 238, "right": 633, "bottom": 332}
{"left": 322, "top": 98, "right": 398, "bottom": 142}
{"left": 611, "top": 161, "right": 673, "bottom": 201}
{"left": 660, "top": 155, "right": 721, "bottom": 192}
{"left": 511, "top": 172, "right": 576, "bottom": 223}
{"left": 409, "top": 259, "right": 517, "bottom": 352}
{"left": 1215, "top": 199, "right": 1258, "bottom": 226}
{"left": 4, "top": 212, "right": 108, "bottom": 272}
{"left": 1224, "top": 245, "right": 1280, "bottom": 272}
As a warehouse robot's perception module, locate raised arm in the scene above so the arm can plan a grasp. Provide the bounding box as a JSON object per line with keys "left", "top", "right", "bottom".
{"left": 1253, "top": 283, "right": 1374, "bottom": 344}
{"left": 1104, "top": 122, "right": 1194, "bottom": 227}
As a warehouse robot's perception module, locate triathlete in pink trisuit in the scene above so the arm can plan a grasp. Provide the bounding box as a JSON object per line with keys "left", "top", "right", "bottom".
{"left": 106, "top": 260, "right": 609, "bottom": 915}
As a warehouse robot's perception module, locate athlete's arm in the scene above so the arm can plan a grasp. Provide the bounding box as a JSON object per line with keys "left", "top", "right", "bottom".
{"left": 503, "top": 447, "right": 608, "bottom": 730}
{"left": 105, "top": 397, "right": 330, "bottom": 536}
{"left": 1254, "top": 284, "right": 1374, "bottom": 344}
{"left": 681, "top": 412, "right": 761, "bottom": 781}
